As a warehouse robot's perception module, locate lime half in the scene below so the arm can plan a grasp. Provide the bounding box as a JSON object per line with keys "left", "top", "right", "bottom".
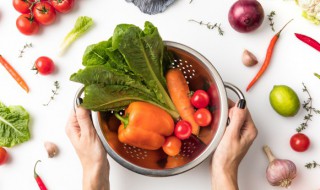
{"left": 269, "top": 85, "right": 300, "bottom": 117}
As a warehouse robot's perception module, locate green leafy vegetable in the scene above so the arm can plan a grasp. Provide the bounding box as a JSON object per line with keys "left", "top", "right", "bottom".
{"left": 0, "top": 102, "right": 30, "bottom": 147}
{"left": 59, "top": 16, "right": 94, "bottom": 56}
{"left": 70, "top": 21, "right": 179, "bottom": 119}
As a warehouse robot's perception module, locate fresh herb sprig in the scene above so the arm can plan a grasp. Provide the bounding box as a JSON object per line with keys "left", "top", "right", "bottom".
{"left": 315, "top": 73, "right": 320, "bottom": 79}
{"left": 305, "top": 161, "right": 320, "bottom": 169}
{"left": 18, "top": 43, "right": 33, "bottom": 58}
{"left": 43, "top": 81, "right": 60, "bottom": 106}
{"left": 296, "top": 83, "right": 320, "bottom": 132}
{"left": 267, "top": 11, "right": 276, "bottom": 32}
{"left": 189, "top": 19, "right": 224, "bottom": 36}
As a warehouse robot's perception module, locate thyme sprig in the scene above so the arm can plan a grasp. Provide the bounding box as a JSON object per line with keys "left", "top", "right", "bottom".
{"left": 305, "top": 161, "right": 320, "bottom": 169}
{"left": 296, "top": 83, "right": 320, "bottom": 132}
{"left": 18, "top": 43, "right": 33, "bottom": 58}
{"left": 267, "top": 11, "right": 276, "bottom": 32}
{"left": 43, "top": 81, "right": 60, "bottom": 106}
{"left": 189, "top": 19, "right": 224, "bottom": 36}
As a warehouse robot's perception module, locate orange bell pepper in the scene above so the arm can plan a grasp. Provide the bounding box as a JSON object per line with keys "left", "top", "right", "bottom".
{"left": 116, "top": 102, "right": 174, "bottom": 150}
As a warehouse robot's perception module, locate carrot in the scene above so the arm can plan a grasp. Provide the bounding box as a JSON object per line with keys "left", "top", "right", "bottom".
{"left": 246, "top": 19, "right": 293, "bottom": 92}
{"left": 0, "top": 55, "right": 29, "bottom": 93}
{"left": 166, "top": 68, "right": 200, "bottom": 135}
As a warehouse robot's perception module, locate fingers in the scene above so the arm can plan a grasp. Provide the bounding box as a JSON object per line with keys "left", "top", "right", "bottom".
{"left": 228, "top": 104, "right": 247, "bottom": 138}
{"left": 75, "top": 106, "right": 95, "bottom": 138}
{"left": 65, "top": 109, "right": 81, "bottom": 143}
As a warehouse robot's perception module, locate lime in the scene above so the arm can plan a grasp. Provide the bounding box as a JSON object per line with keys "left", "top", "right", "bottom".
{"left": 269, "top": 85, "right": 300, "bottom": 117}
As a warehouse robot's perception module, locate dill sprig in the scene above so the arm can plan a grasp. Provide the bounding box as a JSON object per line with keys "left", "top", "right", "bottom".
{"left": 296, "top": 83, "right": 320, "bottom": 132}
{"left": 43, "top": 81, "right": 60, "bottom": 106}
{"left": 189, "top": 19, "right": 224, "bottom": 36}
{"left": 305, "top": 161, "right": 320, "bottom": 169}
{"left": 267, "top": 11, "right": 276, "bottom": 32}
{"left": 18, "top": 43, "right": 33, "bottom": 58}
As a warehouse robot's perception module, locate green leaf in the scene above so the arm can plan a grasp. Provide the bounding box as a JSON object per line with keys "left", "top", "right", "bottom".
{"left": 0, "top": 102, "right": 30, "bottom": 147}
{"left": 59, "top": 16, "right": 94, "bottom": 55}
{"left": 315, "top": 73, "right": 320, "bottom": 79}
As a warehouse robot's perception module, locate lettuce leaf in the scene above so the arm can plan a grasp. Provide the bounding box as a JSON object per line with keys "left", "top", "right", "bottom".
{"left": 0, "top": 102, "right": 30, "bottom": 147}
{"left": 70, "top": 21, "right": 179, "bottom": 119}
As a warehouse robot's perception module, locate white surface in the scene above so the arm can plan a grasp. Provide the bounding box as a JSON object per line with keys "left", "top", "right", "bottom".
{"left": 0, "top": 0, "right": 320, "bottom": 189}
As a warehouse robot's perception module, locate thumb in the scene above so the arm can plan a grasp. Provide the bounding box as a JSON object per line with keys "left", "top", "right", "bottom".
{"left": 75, "top": 106, "right": 94, "bottom": 138}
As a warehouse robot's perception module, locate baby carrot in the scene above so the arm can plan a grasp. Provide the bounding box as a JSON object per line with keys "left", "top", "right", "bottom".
{"left": 0, "top": 54, "right": 29, "bottom": 93}
{"left": 166, "top": 68, "right": 200, "bottom": 135}
{"left": 246, "top": 19, "right": 293, "bottom": 92}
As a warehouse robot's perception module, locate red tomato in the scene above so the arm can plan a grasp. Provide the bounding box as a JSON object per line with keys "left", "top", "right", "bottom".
{"left": 33, "top": 2, "right": 56, "bottom": 25}
{"left": 174, "top": 120, "right": 192, "bottom": 140}
{"left": 190, "top": 90, "right": 210, "bottom": 109}
{"left": 16, "top": 14, "right": 39, "bottom": 35}
{"left": 194, "top": 108, "right": 212, "bottom": 127}
{"left": 34, "top": 56, "right": 55, "bottom": 75}
{"left": 162, "top": 136, "right": 181, "bottom": 156}
{"left": 0, "top": 147, "right": 8, "bottom": 165}
{"left": 13, "top": 0, "right": 33, "bottom": 13}
{"left": 50, "top": 0, "right": 75, "bottom": 13}
{"left": 290, "top": 133, "right": 310, "bottom": 152}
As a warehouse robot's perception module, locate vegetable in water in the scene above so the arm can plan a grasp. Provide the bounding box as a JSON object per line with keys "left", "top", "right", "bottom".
{"left": 228, "top": 0, "right": 264, "bottom": 33}
{"left": 59, "top": 16, "right": 94, "bottom": 55}
{"left": 263, "top": 145, "right": 297, "bottom": 188}
{"left": 70, "top": 21, "right": 179, "bottom": 119}
{"left": 0, "top": 102, "right": 30, "bottom": 147}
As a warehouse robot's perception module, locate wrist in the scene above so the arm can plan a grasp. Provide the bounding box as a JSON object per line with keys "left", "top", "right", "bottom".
{"left": 83, "top": 161, "right": 110, "bottom": 190}
{"left": 211, "top": 164, "right": 238, "bottom": 190}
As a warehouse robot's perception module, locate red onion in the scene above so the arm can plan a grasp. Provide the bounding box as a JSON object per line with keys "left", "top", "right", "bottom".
{"left": 228, "top": 0, "right": 264, "bottom": 33}
{"left": 263, "top": 145, "right": 297, "bottom": 188}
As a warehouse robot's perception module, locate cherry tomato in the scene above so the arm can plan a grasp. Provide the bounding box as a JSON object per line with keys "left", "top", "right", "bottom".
{"left": 33, "top": 2, "right": 56, "bottom": 25}
{"left": 174, "top": 120, "right": 192, "bottom": 140}
{"left": 16, "top": 14, "right": 39, "bottom": 35}
{"left": 13, "top": 0, "right": 33, "bottom": 13}
{"left": 290, "top": 133, "right": 310, "bottom": 152}
{"left": 194, "top": 108, "right": 212, "bottom": 127}
{"left": 33, "top": 56, "right": 55, "bottom": 75}
{"left": 0, "top": 147, "right": 8, "bottom": 165}
{"left": 162, "top": 136, "right": 181, "bottom": 156}
{"left": 50, "top": 0, "right": 74, "bottom": 13}
{"left": 190, "top": 90, "right": 210, "bottom": 109}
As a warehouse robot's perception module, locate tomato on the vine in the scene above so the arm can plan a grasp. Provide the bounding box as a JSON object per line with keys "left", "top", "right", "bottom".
{"left": 0, "top": 147, "right": 8, "bottom": 165}
{"left": 190, "top": 90, "right": 210, "bottom": 109}
{"left": 194, "top": 108, "right": 212, "bottom": 127}
{"left": 13, "top": 0, "right": 33, "bottom": 13}
{"left": 33, "top": 56, "right": 55, "bottom": 75}
{"left": 16, "top": 14, "right": 39, "bottom": 35}
{"left": 290, "top": 133, "right": 310, "bottom": 152}
{"left": 33, "top": 2, "right": 56, "bottom": 25}
{"left": 162, "top": 136, "right": 181, "bottom": 156}
{"left": 174, "top": 120, "right": 192, "bottom": 140}
{"left": 50, "top": 0, "right": 74, "bottom": 13}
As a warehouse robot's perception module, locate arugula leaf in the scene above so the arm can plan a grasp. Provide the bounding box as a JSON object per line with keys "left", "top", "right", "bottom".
{"left": 59, "top": 16, "right": 94, "bottom": 56}
{"left": 0, "top": 102, "right": 30, "bottom": 147}
{"left": 70, "top": 21, "right": 179, "bottom": 119}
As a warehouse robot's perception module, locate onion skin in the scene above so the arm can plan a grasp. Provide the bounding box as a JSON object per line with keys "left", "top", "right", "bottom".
{"left": 228, "top": 0, "right": 265, "bottom": 33}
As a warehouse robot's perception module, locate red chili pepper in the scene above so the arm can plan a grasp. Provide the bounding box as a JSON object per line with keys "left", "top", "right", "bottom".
{"left": 295, "top": 33, "right": 320, "bottom": 52}
{"left": 34, "top": 160, "right": 48, "bottom": 190}
{"left": 246, "top": 19, "right": 293, "bottom": 92}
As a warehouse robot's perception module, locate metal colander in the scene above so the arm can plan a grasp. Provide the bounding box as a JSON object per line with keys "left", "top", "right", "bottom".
{"left": 74, "top": 41, "right": 244, "bottom": 177}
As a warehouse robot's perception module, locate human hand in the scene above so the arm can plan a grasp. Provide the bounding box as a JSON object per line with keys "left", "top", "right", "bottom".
{"left": 66, "top": 105, "right": 110, "bottom": 190}
{"left": 211, "top": 99, "right": 257, "bottom": 190}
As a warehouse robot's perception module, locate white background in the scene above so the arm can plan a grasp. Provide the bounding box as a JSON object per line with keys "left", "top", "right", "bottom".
{"left": 1, "top": 0, "right": 320, "bottom": 189}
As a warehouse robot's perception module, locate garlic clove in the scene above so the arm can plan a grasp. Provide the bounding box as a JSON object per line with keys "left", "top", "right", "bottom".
{"left": 242, "top": 49, "right": 258, "bottom": 67}
{"left": 44, "top": 141, "right": 59, "bottom": 158}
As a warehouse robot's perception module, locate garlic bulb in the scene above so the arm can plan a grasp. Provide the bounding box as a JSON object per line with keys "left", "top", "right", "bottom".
{"left": 263, "top": 145, "right": 297, "bottom": 188}
{"left": 44, "top": 141, "right": 59, "bottom": 158}
{"left": 242, "top": 49, "right": 258, "bottom": 67}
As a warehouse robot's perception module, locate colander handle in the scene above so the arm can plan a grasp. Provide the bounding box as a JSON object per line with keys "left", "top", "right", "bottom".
{"left": 224, "top": 82, "right": 245, "bottom": 100}
{"left": 73, "top": 85, "right": 85, "bottom": 111}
